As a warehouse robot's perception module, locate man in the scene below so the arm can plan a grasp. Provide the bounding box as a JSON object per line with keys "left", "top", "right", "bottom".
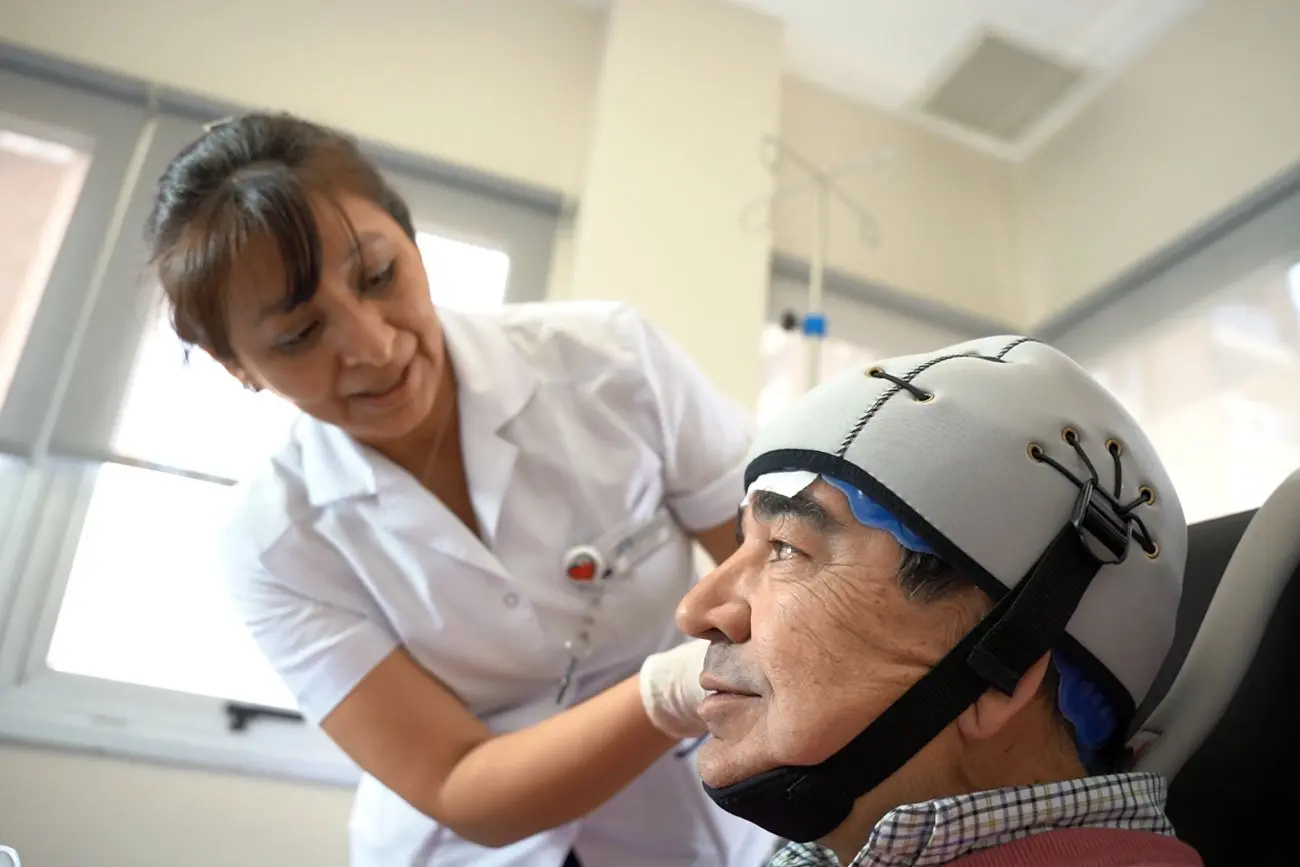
{"left": 676, "top": 337, "right": 1204, "bottom": 866}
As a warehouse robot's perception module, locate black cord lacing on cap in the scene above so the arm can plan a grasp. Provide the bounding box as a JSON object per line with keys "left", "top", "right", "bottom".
{"left": 1029, "top": 429, "right": 1157, "bottom": 557}
{"left": 868, "top": 367, "right": 931, "bottom": 401}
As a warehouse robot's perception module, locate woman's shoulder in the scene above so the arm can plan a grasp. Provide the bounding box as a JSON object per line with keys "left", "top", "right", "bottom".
{"left": 219, "top": 423, "right": 324, "bottom": 572}
{"left": 466, "top": 300, "right": 655, "bottom": 376}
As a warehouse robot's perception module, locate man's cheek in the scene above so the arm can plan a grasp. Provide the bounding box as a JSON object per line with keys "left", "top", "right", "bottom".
{"left": 763, "top": 691, "right": 850, "bottom": 767}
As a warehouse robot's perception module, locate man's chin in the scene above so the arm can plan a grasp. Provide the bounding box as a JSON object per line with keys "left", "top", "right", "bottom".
{"left": 696, "top": 737, "right": 774, "bottom": 790}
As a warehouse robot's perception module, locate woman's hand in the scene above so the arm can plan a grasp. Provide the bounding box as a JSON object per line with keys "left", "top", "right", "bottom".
{"left": 639, "top": 638, "right": 710, "bottom": 739}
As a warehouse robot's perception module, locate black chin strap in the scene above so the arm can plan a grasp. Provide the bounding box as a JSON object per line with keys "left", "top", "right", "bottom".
{"left": 704, "top": 480, "right": 1125, "bottom": 843}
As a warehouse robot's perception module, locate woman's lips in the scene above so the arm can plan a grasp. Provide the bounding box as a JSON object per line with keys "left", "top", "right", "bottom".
{"left": 351, "top": 360, "right": 413, "bottom": 403}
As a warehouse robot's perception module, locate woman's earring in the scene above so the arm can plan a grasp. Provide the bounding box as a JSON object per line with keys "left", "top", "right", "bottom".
{"left": 242, "top": 380, "right": 261, "bottom": 393}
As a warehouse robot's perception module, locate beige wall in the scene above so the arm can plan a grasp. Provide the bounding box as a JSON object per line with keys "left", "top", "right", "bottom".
{"left": 1016, "top": 0, "right": 1300, "bottom": 327}
{"left": 0, "top": 743, "right": 351, "bottom": 867}
{"left": 565, "top": 0, "right": 783, "bottom": 406}
{"left": 0, "top": 0, "right": 605, "bottom": 195}
{"left": 0, "top": 0, "right": 1017, "bottom": 327}
{"left": 776, "top": 78, "right": 1019, "bottom": 324}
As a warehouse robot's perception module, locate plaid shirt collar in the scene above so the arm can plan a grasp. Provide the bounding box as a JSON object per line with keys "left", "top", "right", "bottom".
{"left": 769, "top": 773, "right": 1174, "bottom": 867}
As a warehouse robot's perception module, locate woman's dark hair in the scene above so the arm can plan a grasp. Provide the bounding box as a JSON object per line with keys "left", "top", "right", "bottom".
{"left": 144, "top": 112, "right": 416, "bottom": 359}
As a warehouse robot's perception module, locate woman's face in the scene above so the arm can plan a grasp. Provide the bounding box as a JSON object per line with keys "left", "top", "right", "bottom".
{"left": 220, "top": 193, "right": 445, "bottom": 447}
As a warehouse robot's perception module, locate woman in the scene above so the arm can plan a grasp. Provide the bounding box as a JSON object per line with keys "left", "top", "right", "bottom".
{"left": 145, "top": 113, "right": 776, "bottom": 866}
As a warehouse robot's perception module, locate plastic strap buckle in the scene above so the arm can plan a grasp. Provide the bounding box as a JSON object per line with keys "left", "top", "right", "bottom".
{"left": 1070, "top": 478, "right": 1133, "bottom": 565}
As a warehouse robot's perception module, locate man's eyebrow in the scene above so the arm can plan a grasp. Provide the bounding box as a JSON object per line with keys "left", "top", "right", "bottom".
{"left": 748, "top": 489, "right": 844, "bottom": 534}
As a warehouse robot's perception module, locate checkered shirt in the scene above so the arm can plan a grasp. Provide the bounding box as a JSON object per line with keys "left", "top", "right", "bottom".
{"left": 767, "top": 773, "right": 1174, "bottom": 867}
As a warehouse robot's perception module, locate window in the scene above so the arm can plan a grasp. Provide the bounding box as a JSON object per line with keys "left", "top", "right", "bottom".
{"left": 44, "top": 230, "right": 512, "bottom": 716}
{"left": 46, "top": 464, "right": 297, "bottom": 709}
{"left": 0, "top": 126, "right": 90, "bottom": 405}
{"left": 1082, "top": 256, "right": 1300, "bottom": 523}
{"left": 1053, "top": 185, "right": 1300, "bottom": 525}
{"left": 418, "top": 231, "right": 511, "bottom": 312}
{"left": 111, "top": 302, "right": 303, "bottom": 481}
{"left": 0, "top": 60, "right": 562, "bottom": 785}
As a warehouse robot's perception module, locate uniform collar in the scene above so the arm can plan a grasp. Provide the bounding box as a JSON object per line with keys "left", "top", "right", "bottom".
{"left": 297, "top": 307, "right": 538, "bottom": 509}
{"left": 297, "top": 416, "right": 377, "bottom": 507}
{"left": 438, "top": 305, "right": 537, "bottom": 434}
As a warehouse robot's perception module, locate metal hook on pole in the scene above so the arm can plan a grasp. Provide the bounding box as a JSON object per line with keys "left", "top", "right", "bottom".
{"left": 741, "top": 135, "right": 895, "bottom": 392}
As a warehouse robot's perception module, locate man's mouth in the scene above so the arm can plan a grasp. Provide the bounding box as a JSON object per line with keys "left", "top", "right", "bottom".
{"left": 700, "top": 672, "right": 759, "bottom": 698}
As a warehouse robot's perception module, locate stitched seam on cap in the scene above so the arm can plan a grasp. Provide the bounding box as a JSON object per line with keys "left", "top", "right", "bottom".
{"left": 834, "top": 338, "right": 1040, "bottom": 458}
{"left": 996, "top": 336, "right": 1037, "bottom": 359}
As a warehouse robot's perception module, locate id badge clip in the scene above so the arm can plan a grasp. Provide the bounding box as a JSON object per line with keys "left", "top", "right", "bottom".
{"left": 562, "top": 510, "right": 674, "bottom": 590}
{"left": 563, "top": 544, "right": 610, "bottom": 588}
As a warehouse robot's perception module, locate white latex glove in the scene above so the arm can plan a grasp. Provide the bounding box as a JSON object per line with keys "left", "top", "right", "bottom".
{"left": 639, "top": 638, "right": 710, "bottom": 739}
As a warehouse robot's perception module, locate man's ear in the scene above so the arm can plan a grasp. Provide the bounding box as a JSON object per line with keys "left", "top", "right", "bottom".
{"left": 956, "top": 652, "right": 1052, "bottom": 742}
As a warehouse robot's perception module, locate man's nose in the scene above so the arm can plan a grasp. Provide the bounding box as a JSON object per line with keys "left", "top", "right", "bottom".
{"left": 676, "top": 553, "right": 753, "bottom": 644}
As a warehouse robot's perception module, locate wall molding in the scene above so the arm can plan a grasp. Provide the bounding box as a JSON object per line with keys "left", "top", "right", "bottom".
{"left": 772, "top": 157, "right": 1300, "bottom": 346}
{"left": 1033, "top": 160, "right": 1300, "bottom": 343}
{"left": 769, "top": 251, "right": 1018, "bottom": 337}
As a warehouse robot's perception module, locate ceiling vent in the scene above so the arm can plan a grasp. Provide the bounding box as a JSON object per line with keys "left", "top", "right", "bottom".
{"left": 919, "top": 32, "right": 1084, "bottom": 144}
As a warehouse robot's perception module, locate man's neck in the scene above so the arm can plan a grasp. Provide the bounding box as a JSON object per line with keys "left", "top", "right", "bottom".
{"left": 822, "top": 749, "right": 1088, "bottom": 865}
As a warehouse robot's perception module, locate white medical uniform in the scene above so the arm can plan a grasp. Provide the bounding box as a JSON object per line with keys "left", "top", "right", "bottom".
{"left": 220, "top": 301, "right": 777, "bottom": 867}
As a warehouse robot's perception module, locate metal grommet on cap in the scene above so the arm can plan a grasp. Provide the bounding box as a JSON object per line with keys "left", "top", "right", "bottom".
{"left": 1145, "top": 540, "right": 1161, "bottom": 560}
{"left": 1106, "top": 438, "right": 1124, "bottom": 457}
{"left": 1027, "top": 442, "right": 1045, "bottom": 462}
{"left": 867, "top": 366, "right": 933, "bottom": 403}
{"left": 1061, "top": 426, "right": 1080, "bottom": 445}
{"left": 1139, "top": 485, "right": 1157, "bottom": 506}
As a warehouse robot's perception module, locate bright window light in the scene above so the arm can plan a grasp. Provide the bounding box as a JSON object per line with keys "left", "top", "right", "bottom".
{"left": 1085, "top": 257, "right": 1300, "bottom": 523}
{"left": 417, "top": 231, "right": 510, "bottom": 312}
{"left": 46, "top": 232, "right": 512, "bottom": 706}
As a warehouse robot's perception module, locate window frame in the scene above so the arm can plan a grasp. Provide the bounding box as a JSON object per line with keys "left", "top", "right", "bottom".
{"left": 0, "top": 66, "right": 149, "bottom": 452}
{"left": 1043, "top": 178, "right": 1300, "bottom": 361}
{"left": 1043, "top": 179, "right": 1300, "bottom": 525}
{"left": 0, "top": 56, "right": 561, "bottom": 785}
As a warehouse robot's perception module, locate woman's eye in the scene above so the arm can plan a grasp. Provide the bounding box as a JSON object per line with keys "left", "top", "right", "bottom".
{"left": 362, "top": 262, "right": 396, "bottom": 294}
{"left": 276, "top": 321, "right": 320, "bottom": 352}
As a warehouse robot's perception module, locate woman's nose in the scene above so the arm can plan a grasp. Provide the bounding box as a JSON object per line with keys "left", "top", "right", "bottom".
{"left": 334, "top": 300, "right": 396, "bottom": 367}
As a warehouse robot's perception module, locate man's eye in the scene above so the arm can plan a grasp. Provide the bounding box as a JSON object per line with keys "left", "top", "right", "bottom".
{"left": 769, "top": 540, "right": 801, "bottom": 561}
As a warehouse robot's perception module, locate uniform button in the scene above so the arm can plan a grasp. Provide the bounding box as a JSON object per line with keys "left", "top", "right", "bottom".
{"left": 503, "top": 592, "right": 520, "bottom": 609}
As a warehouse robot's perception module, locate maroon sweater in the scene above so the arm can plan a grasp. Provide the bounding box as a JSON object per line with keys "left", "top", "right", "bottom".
{"left": 948, "top": 829, "right": 1203, "bottom": 866}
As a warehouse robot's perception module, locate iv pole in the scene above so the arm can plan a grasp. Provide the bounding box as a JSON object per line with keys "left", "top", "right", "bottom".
{"left": 741, "top": 136, "right": 894, "bottom": 392}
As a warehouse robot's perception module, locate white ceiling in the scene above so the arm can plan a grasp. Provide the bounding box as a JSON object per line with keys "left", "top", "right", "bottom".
{"left": 737, "top": 0, "right": 1205, "bottom": 160}
{"left": 573, "top": 0, "right": 1206, "bottom": 161}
